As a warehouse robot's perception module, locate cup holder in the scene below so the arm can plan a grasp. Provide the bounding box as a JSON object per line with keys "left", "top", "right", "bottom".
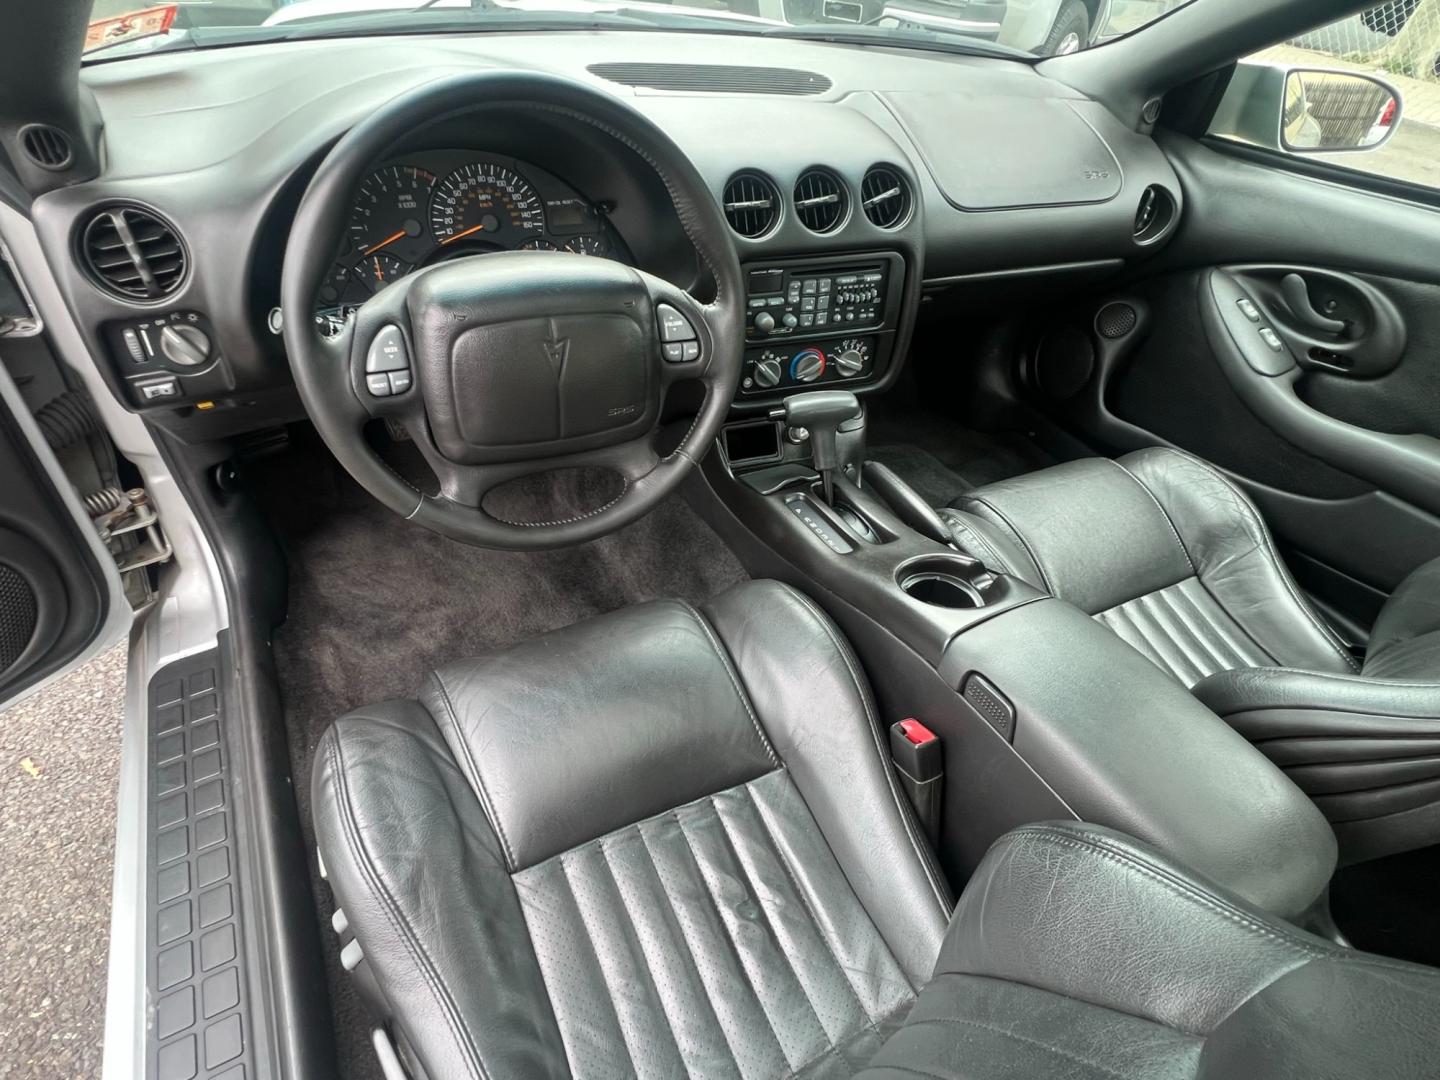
{"left": 897, "top": 556, "right": 988, "bottom": 609}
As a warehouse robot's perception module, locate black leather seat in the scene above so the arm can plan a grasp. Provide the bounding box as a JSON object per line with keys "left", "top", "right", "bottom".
{"left": 939, "top": 446, "right": 1440, "bottom": 862}
{"left": 313, "top": 579, "right": 1440, "bottom": 1079}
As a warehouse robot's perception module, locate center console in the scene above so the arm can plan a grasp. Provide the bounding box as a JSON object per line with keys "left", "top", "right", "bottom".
{"left": 691, "top": 399, "right": 1339, "bottom": 923}
{"left": 737, "top": 252, "right": 906, "bottom": 400}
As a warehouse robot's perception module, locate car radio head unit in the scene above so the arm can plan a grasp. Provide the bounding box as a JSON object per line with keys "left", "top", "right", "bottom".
{"left": 737, "top": 253, "right": 905, "bottom": 399}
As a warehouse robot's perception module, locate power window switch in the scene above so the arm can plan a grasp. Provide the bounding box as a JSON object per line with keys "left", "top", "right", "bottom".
{"left": 1237, "top": 298, "right": 1261, "bottom": 323}
{"left": 1259, "top": 327, "right": 1285, "bottom": 352}
{"left": 135, "top": 376, "right": 180, "bottom": 402}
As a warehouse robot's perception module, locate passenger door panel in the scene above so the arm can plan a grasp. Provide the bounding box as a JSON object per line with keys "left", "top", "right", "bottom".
{"left": 1061, "top": 134, "right": 1440, "bottom": 616}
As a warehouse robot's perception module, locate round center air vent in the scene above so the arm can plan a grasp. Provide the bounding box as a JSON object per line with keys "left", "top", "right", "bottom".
{"left": 860, "top": 166, "right": 911, "bottom": 229}
{"left": 793, "top": 169, "right": 846, "bottom": 234}
{"left": 19, "top": 124, "right": 73, "bottom": 171}
{"left": 80, "top": 205, "right": 188, "bottom": 301}
{"left": 722, "top": 172, "right": 780, "bottom": 239}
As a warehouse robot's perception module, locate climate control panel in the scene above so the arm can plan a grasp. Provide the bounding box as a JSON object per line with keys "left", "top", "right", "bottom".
{"left": 742, "top": 337, "right": 875, "bottom": 395}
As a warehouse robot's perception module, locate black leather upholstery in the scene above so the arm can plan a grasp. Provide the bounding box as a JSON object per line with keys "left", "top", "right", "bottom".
{"left": 314, "top": 579, "right": 1440, "bottom": 1078}
{"left": 313, "top": 580, "right": 950, "bottom": 1078}
{"left": 940, "top": 448, "right": 1358, "bottom": 680}
{"left": 855, "top": 823, "right": 1440, "bottom": 1080}
{"left": 941, "top": 447, "right": 1440, "bottom": 862}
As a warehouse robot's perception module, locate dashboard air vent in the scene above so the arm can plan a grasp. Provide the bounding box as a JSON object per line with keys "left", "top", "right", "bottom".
{"left": 723, "top": 172, "right": 780, "bottom": 239}
{"left": 80, "top": 205, "right": 188, "bottom": 301}
{"left": 588, "top": 63, "right": 831, "bottom": 96}
{"left": 1132, "top": 184, "right": 1177, "bottom": 246}
{"left": 860, "top": 166, "right": 910, "bottom": 229}
{"left": 19, "top": 124, "right": 73, "bottom": 171}
{"left": 793, "top": 169, "right": 846, "bottom": 234}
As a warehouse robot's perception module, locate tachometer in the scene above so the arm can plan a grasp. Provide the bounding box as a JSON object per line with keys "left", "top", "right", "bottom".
{"left": 430, "top": 162, "right": 544, "bottom": 245}
{"left": 348, "top": 165, "right": 436, "bottom": 259}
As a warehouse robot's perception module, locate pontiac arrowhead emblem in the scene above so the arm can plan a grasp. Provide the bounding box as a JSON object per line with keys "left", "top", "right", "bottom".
{"left": 542, "top": 323, "right": 570, "bottom": 378}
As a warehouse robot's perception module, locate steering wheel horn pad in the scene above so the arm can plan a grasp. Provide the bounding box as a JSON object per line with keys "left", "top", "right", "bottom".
{"left": 371, "top": 251, "right": 663, "bottom": 465}
{"left": 281, "top": 72, "right": 744, "bottom": 549}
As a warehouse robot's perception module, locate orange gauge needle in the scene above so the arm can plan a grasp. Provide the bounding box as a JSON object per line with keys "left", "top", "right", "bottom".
{"left": 363, "top": 230, "right": 406, "bottom": 256}
{"left": 372, "top": 256, "right": 385, "bottom": 282}
{"left": 440, "top": 223, "right": 488, "bottom": 246}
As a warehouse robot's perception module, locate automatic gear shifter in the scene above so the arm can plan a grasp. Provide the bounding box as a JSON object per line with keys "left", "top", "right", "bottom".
{"left": 776, "top": 390, "right": 861, "bottom": 506}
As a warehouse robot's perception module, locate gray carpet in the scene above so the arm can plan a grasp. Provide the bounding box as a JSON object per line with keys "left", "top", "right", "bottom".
{"left": 256, "top": 430, "right": 748, "bottom": 1080}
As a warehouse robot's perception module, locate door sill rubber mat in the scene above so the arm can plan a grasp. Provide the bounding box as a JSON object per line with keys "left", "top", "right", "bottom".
{"left": 147, "top": 649, "right": 256, "bottom": 1080}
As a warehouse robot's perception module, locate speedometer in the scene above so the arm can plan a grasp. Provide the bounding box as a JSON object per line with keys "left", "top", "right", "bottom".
{"left": 430, "top": 162, "right": 544, "bottom": 246}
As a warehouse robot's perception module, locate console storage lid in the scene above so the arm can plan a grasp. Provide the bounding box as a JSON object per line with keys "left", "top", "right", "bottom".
{"left": 938, "top": 597, "right": 1337, "bottom": 920}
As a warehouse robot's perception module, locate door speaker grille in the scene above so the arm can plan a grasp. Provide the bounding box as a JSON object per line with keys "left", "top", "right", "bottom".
{"left": 1096, "top": 302, "right": 1138, "bottom": 339}
{"left": 0, "top": 564, "right": 37, "bottom": 676}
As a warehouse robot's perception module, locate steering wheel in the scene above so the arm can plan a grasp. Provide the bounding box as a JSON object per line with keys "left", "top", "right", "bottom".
{"left": 280, "top": 72, "right": 744, "bottom": 549}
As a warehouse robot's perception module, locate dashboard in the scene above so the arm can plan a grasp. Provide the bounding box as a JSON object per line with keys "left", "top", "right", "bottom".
{"left": 316, "top": 152, "right": 629, "bottom": 332}
{"left": 17, "top": 30, "right": 1184, "bottom": 443}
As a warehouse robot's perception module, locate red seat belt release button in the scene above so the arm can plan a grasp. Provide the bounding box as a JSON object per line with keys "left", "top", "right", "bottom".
{"left": 890, "top": 718, "right": 943, "bottom": 783}
{"left": 898, "top": 718, "right": 937, "bottom": 746}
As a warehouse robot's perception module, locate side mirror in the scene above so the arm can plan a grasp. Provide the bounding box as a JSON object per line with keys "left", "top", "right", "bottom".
{"left": 1211, "top": 62, "right": 1402, "bottom": 155}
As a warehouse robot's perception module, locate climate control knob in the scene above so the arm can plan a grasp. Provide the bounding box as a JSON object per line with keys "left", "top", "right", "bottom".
{"left": 790, "top": 347, "right": 826, "bottom": 383}
{"left": 834, "top": 338, "right": 870, "bottom": 378}
{"left": 753, "top": 356, "right": 783, "bottom": 388}
{"left": 160, "top": 323, "right": 211, "bottom": 367}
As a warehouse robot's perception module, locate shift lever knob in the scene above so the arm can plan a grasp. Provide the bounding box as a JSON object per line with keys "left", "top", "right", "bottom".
{"left": 780, "top": 391, "right": 860, "bottom": 504}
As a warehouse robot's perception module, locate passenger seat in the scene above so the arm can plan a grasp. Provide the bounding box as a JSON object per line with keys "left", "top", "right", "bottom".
{"left": 939, "top": 447, "right": 1440, "bottom": 863}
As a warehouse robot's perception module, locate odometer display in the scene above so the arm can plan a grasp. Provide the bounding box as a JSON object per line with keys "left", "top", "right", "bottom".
{"left": 430, "top": 162, "right": 544, "bottom": 245}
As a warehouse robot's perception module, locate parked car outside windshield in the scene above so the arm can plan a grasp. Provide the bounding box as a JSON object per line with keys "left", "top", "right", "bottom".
{"left": 85, "top": 0, "right": 1196, "bottom": 60}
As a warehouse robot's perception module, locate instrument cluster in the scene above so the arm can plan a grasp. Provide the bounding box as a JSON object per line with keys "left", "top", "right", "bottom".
{"left": 316, "top": 151, "right": 626, "bottom": 328}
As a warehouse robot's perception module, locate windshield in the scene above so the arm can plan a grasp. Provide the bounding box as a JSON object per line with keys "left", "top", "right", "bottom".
{"left": 85, "top": 0, "right": 1198, "bottom": 61}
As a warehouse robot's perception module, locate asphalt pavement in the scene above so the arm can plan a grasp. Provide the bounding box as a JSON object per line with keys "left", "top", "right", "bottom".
{"left": 0, "top": 645, "right": 126, "bottom": 1079}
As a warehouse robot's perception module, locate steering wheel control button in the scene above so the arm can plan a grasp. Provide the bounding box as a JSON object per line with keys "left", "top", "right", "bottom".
{"left": 656, "top": 304, "right": 697, "bottom": 343}
{"left": 1237, "top": 298, "right": 1261, "bottom": 323}
{"left": 387, "top": 371, "right": 413, "bottom": 394}
{"left": 366, "top": 325, "right": 411, "bottom": 373}
{"left": 1259, "top": 327, "right": 1285, "bottom": 352}
{"left": 365, "top": 373, "right": 394, "bottom": 397}
{"left": 662, "top": 342, "right": 685, "bottom": 363}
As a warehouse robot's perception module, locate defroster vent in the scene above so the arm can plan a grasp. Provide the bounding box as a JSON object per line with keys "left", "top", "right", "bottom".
{"left": 588, "top": 63, "right": 832, "bottom": 95}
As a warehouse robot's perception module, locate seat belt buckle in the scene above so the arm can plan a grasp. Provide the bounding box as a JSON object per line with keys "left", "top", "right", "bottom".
{"left": 889, "top": 718, "right": 943, "bottom": 845}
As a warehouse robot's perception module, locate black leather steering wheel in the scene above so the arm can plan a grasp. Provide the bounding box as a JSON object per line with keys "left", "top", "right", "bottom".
{"left": 280, "top": 72, "right": 744, "bottom": 549}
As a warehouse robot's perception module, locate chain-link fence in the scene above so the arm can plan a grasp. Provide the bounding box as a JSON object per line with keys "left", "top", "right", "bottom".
{"left": 1291, "top": 0, "right": 1440, "bottom": 79}
{"left": 1256, "top": 1, "right": 1440, "bottom": 129}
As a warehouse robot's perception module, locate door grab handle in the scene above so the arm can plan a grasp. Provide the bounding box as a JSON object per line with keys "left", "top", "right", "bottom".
{"left": 1281, "top": 273, "right": 1347, "bottom": 336}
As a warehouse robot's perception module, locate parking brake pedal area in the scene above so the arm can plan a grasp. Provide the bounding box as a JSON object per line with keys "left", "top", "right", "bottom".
{"left": 146, "top": 651, "right": 257, "bottom": 1080}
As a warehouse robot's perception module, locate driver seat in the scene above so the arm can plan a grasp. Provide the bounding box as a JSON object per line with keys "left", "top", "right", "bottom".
{"left": 313, "top": 579, "right": 1440, "bottom": 1079}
